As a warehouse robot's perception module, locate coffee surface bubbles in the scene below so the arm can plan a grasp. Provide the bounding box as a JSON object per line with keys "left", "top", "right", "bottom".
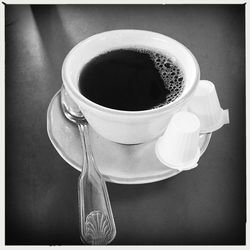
{"left": 79, "top": 48, "right": 184, "bottom": 111}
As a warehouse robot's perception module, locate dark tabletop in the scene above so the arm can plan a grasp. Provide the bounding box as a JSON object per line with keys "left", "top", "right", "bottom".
{"left": 5, "top": 4, "right": 245, "bottom": 245}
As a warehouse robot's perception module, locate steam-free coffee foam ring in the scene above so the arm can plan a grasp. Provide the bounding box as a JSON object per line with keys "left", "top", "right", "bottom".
{"left": 79, "top": 47, "right": 185, "bottom": 111}
{"left": 130, "top": 48, "right": 185, "bottom": 108}
{"left": 186, "top": 80, "right": 230, "bottom": 133}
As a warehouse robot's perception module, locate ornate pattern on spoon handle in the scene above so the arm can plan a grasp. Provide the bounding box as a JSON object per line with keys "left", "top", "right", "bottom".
{"left": 84, "top": 210, "right": 113, "bottom": 245}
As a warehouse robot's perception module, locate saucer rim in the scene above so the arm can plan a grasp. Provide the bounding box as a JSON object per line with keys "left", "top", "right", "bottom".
{"left": 47, "top": 90, "right": 212, "bottom": 184}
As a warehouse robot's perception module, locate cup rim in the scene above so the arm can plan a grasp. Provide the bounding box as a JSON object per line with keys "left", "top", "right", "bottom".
{"left": 62, "top": 29, "right": 200, "bottom": 116}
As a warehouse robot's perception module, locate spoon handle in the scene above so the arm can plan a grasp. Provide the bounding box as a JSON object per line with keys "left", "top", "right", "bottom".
{"left": 77, "top": 123, "right": 116, "bottom": 245}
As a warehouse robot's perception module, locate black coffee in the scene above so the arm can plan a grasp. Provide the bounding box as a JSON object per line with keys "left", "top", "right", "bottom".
{"left": 78, "top": 48, "right": 184, "bottom": 111}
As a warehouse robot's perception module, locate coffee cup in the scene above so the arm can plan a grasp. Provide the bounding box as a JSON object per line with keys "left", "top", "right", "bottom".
{"left": 62, "top": 30, "right": 200, "bottom": 144}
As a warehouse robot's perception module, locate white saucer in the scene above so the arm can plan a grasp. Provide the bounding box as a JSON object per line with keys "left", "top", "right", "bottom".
{"left": 47, "top": 90, "right": 212, "bottom": 184}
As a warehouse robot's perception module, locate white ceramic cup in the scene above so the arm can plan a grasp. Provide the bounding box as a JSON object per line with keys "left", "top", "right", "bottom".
{"left": 62, "top": 30, "right": 200, "bottom": 144}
